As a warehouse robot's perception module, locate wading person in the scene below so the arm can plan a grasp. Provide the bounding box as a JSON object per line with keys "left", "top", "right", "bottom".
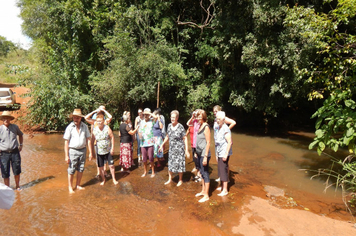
{"left": 159, "top": 110, "right": 190, "bottom": 187}
{"left": 134, "top": 109, "right": 144, "bottom": 165}
{"left": 92, "top": 115, "right": 118, "bottom": 185}
{"left": 85, "top": 106, "right": 112, "bottom": 179}
{"left": 194, "top": 110, "right": 211, "bottom": 203}
{"left": 214, "top": 111, "right": 232, "bottom": 196}
{"left": 186, "top": 109, "right": 201, "bottom": 181}
{"left": 213, "top": 105, "right": 235, "bottom": 183}
{"left": 0, "top": 111, "right": 23, "bottom": 191}
{"left": 119, "top": 114, "right": 139, "bottom": 172}
{"left": 64, "top": 109, "right": 93, "bottom": 193}
{"left": 152, "top": 109, "right": 164, "bottom": 168}
{"left": 138, "top": 108, "right": 155, "bottom": 178}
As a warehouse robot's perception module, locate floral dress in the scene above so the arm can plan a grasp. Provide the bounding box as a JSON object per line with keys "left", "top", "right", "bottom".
{"left": 167, "top": 123, "right": 186, "bottom": 173}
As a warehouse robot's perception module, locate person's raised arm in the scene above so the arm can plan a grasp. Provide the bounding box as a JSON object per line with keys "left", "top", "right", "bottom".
{"left": 158, "top": 118, "right": 163, "bottom": 129}
{"left": 128, "top": 125, "right": 139, "bottom": 135}
{"left": 186, "top": 114, "right": 195, "bottom": 126}
{"left": 225, "top": 116, "right": 236, "bottom": 130}
{"left": 100, "top": 108, "right": 112, "bottom": 124}
{"left": 85, "top": 109, "right": 99, "bottom": 125}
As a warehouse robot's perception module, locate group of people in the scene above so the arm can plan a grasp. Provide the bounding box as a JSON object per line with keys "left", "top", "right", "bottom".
{"left": 0, "top": 104, "right": 234, "bottom": 204}
{"left": 186, "top": 106, "right": 235, "bottom": 202}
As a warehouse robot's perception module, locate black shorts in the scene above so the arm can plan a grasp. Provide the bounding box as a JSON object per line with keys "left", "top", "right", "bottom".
{"left": 97, "top": 153, "right": 114, "bottom": 167}
{"left": 0, "top": 150, "right": 21, "bottom": 178}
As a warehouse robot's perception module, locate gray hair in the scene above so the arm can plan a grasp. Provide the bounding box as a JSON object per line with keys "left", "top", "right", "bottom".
{"left": 122, "top": 115, "right": 128, "bottom": 122}
{"left": 216, "top": 111, "right": 226, "bottom": 119}
{"left": 170, "top": 110, "right": 179, "bottom": 118}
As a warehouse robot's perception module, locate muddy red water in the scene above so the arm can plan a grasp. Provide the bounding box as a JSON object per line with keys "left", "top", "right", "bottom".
{"left": 0, "top": 128, "right": 355, "bottom": 235}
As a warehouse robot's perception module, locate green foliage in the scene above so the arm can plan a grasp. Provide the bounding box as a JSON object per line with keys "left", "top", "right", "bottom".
{"left": 286, "top": 1, "right": 356, "bottom": 155}
{"left": 0, "top": 36, "right": 17, "bottom": 58}
{"left": 17, "top": 0, "right": 334, "bottom": 130}
{"left": 307, "top": 154, "right": 356, "bottom": 214}
{"left": 286, "top": 0, "right": 356, "bottom": 205}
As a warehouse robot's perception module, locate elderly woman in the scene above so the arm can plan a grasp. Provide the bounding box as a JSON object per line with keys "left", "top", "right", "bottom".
{"left": 194, "top": 109, "right": 211, "bottom": 202}
{"left": 138, "top": 108, "right": 155, "bottom": 178}
{"left": 119, "top": 114, "right": 139, "bottom": 172}
{"left": 121, "top": 111, "right": 135, "bottom": 167}
{"left": 85, "top": 106, "right": 113, "bottom": 179}
{"left": 213, "top": 105, "right": 235, "bottom": 183}
{"left": 152, "top": 109, "right": 164, "bottom": 168}
{"left": 159, "top": 110, "right": 190, "bottom": 187}
{"left": 214, "top": 111, "right": 232, "bottom": 196}
{"left": 91, "top": 114, "right": 118, "bottom": 185}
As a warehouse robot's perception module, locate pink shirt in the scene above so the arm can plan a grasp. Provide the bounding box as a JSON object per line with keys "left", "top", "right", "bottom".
{"left": 192, "top": 120, "right": 200, "bottom": 148}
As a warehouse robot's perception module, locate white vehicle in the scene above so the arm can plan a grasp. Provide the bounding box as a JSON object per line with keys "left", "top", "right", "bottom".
{"left": 0, "top": 88, "right": 16, "bottom": 108}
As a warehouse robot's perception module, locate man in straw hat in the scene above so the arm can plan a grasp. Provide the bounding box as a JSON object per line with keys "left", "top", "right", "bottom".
{"left": 63, "top": 109, "right": 93, "bottom": 193}
{"left": 0, "top": 111, "right": 23, "bottom": 191}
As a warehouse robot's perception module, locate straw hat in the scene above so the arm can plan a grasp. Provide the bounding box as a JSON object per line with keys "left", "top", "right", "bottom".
{"left": 71, "top": 109, "right": 85, "bottom": 117}
{"left": 0, "top": 111, "right": 15, "bottom": 121}
{"left": 143, "top": 108, "right": 151, "bottom": 115}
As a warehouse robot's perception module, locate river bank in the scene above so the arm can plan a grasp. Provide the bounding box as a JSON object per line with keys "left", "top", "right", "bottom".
{"left": 0, "top": 85, "right": 355, "bottom": 235}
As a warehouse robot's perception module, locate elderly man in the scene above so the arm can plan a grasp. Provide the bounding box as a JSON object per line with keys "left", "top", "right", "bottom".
{"left": 64, "top": 109, "right": 93, "bottom": 193}
{"left": 0, "top": 111, "right": 23, "bottom": 191}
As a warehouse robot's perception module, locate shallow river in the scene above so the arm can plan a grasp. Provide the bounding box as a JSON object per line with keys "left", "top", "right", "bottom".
{"left": 0, "top": 129, "right": 350, "bottom": 235}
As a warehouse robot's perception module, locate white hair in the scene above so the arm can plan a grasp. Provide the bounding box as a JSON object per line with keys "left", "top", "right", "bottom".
{"left": 216, "top": 111, "right": 226, "bottom": 119}
{"left": 122, "top": 115, "right": 128, "bottom": 122}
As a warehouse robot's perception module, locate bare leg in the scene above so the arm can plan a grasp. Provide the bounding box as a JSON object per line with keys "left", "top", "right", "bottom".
{"left": 76, "top": 172, "right": 85, "bottom": 190}
{"left": 222, "top": 181, "right": 228, "bottom": 193}
{"left": 177, "top": 172, "right": 183, "bottom": 186}
{"left": 14, "top": 175, "right": 20, "bottom": 189}
{"left": 96, "top": 167, "right": 100, "bottom": 176}
{"left": 165, "top": 171, "right": 172, "bottom": 185}
{"left": 150, "top": 161, "right": 155, "bottom": 177}
{"left": 142, "top": 161, "right": 147, "bottom": 177}
{"left": 218, "top": 181, "right": 229, "bottom": 196}
{"left": 198, "top": 179, "right": 210, "bottom": 202}
{"left": 68, "top": 174, "right": 75, "bottom": 193}
{"left": 4, "top": 178, "right": 10, "bottom": 187}
{"left": 99, "top": 167, "right": 105, "bottom": 185}
{"left": 109, "top": 165, "right": 118, "bottom": 185}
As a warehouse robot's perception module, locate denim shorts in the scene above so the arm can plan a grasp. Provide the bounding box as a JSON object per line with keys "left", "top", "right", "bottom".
{"left": 0, "top": 150, "right": 21, "bottom": 178}
{"left": 68, "top": 148, "right": 86, "bottom": 175}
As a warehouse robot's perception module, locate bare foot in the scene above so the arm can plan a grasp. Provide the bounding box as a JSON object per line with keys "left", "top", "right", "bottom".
{"left": 198, "top": 196, "right": 209, "bottom": 203}
{"left": 69, "top": 188, "right": 75, "bottom": 194}
{"left": 113, "top": 180, "right": 119, "bottom": 185}
{"left": 77, "top": 186, "right": 85, "bottom": 190}
{"left": 141, "top": 173, "right": 146, "bottom": 177}
{"left": 217, "top": 191, "right": 228, "bottom": 196}
{"left": 164, "top": 180, "right": 171, "bottom": 185}
{"left": 100, "top": 181, "right": 105, "bottom": 186}
{"left": 195, "top": 192, "right": 204, "bottom": 197}
{"left": 150, "top": 174, "right": 155, "bottom": 178}
{"left": 177, "top": 180, "right": 183, "bottom": 187}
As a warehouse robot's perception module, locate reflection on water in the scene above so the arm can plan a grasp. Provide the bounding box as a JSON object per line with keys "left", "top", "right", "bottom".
{"left": 0, "top": 130, "right": 350, "bottom": 235}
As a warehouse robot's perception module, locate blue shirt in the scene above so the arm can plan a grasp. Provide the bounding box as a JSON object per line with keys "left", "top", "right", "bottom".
{"left": 214, "top": 122, "right": 232, "bottom": 157}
